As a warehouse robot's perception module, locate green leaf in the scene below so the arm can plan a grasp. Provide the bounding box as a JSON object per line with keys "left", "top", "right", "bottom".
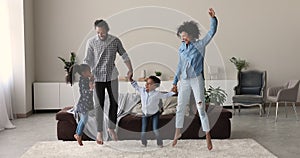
{"left": 58, "top": 52, "right": 77, "bottom": 71}
{"left": 229, "top": 57, "right": 249, "bottom": 71}
{"left": 205, "top": 85, "right": 228, "bottom": 105}
{"left": 58, "top": 57, "right": 65, "bottom": 62}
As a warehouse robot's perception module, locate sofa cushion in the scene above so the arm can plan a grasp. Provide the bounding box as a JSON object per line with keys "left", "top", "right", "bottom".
{"left": 130, "top": 96, "right": 190, "bottom": 116}
{"left": 161, "top": 96, "right": 190, "bottom": 116}
{"left": 161, "top": 96, "right": 177, "bottom": 115}
{"left": 232, "top": 95, "right": 263, "bottom": 104}
{"left": 130, "top": 102, "right": 143, "bottom": 115}
{"left": 240, "top": 87, "right": 261, "bottom": 95}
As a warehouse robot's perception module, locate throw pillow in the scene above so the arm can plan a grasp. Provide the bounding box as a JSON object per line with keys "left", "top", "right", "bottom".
{"left": 131, "top": 102, "right": 143, "bottom": 116}
{"left": 161, "top": 96, "right": 190, "bottom": 116}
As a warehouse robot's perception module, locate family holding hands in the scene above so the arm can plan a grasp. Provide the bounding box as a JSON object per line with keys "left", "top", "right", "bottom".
{"left": 68, "top": 8, "right": 218, "bottom": 150}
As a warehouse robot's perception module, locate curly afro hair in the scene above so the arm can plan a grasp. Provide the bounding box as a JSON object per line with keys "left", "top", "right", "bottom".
{"left": 177, "top": 21, "right": 200, "bottom": 39}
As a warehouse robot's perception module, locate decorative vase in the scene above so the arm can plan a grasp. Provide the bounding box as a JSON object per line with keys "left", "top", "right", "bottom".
{"left": 140, "top": 70, "right": 146, "bottom": 78}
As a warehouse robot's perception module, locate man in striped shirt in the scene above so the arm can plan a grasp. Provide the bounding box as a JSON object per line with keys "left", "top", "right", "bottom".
{"left": 83, "top": 19, "right": 133, "bottom": 144}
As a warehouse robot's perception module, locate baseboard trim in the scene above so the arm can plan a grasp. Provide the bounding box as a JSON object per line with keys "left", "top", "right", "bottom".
{"left": 224, "top": 102, "right": 300, "bottom": 109}
{"left": 15, "top": 110, "right": 33, "bottom": 118}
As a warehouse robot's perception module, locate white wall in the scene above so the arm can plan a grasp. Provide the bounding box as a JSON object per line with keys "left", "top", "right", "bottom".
{"left": 32, "top": 0, "right": 300, "bottom": 84}
{"left": 24, "top": 0, "right": 35, "bottom": 114}
{"left": 22, "top": 0, "right": 300, "bottom": 109}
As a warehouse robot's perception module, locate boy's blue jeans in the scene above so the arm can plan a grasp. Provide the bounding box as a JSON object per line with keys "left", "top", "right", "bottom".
{"left": 141, "top": 111, "right": 162, "bottom": 146}
{"left": 76, "top": 113, "right": 89, "bottom": 136}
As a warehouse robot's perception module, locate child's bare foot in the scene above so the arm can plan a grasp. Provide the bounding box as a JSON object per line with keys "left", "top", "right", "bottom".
{"left": 172, "top": 133, "right": 182, "bottom": 147}
{"left": 108, "top": 129, "right": 118, "bottom": 141}
{"left": 206, "top": 133, "right": 213, "bottom": 150}
{"left": 96, "top": 132, "right": 103, "bottom": 145}
{"left": 74, "top": 134, "right": 83, "bottom": 146}
{"left": 141, "top": 144, "right": 147, "bottom": 147}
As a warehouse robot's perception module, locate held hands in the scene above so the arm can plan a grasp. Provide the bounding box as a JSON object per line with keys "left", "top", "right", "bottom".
{"left": 89, "top": 81, "right": 94, "bottom": 91}
{"left": 89, "top": 75, "right": 95, "bottom": 91}
{"left": 171, "top": 85, "right": 178, "bottom": 94}
{"left": 208, "top": 8, "right": 216, "bottom": 18}
{"left": 127, "top": 70, "right": 133, "bottom": 82}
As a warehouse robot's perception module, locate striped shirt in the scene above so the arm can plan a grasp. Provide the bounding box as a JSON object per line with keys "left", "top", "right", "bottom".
{"left": 83, "top": 34, "right": 130, "bottom": 82}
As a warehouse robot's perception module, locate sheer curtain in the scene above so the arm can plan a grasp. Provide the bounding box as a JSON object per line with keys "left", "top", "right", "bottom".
{"left": 0, "top": 0, "right": 16, "bottom": 131}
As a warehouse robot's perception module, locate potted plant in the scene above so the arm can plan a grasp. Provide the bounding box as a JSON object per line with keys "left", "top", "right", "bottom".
{"left": 230, "top": 57, "right": 249, "bottom": 86}
{"left": 155, "top": 71, "right": 162, "bottom": 80}
{"left": 205, "top": 85, "right": 227, "bottom": 106}
{"left": 58, "top": 52, "right": 76, "bottom": 83}
{"left": 229, "top": 57, "right": 249, "bottom": 72}
{"left": 58, "top": 52, "right": 76, "bottom": 73}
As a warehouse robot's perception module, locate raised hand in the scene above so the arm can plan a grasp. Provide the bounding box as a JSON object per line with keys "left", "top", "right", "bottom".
{"left": 208, "top": 8, "right": 216, "bottom": 18}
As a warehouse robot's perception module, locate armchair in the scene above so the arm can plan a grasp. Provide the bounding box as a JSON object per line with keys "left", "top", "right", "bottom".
{"left": 266, "top": 80, "right": 299, "bottom": 122}
{"left": 232, "top": 70, "right": 267, "bottom": 116}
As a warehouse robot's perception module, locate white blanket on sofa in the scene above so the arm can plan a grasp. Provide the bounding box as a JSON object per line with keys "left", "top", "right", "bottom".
{"left": 71, "top": 92, "right": 141, "bottom": 141}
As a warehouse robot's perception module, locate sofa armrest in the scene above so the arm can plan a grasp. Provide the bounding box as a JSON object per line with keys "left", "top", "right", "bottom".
{"left": 56, "top": 106, "right": 76, "bottom": 126}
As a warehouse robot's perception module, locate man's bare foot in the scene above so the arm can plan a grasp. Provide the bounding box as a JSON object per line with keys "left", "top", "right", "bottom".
{"left": 108, "top": 129, "right": 118, "bottom": 141}
{"left": 172, "top": 133, "right": 182, "bottom": 147}
{"left": 206, "top": 133, "right": 213, "bottom": 150}
{"left": 96, "top": 132, "right": 103, "bottom": 145}
{"left": 74, "top": 134, "right": 83, "bottom": 146}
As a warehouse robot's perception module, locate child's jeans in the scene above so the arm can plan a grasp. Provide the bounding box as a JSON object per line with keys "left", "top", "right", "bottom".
{"left": 141, "top": 111, "right": 162, "bottom": 146}
{"left": 76, "top": 112, "right": 89, "bottom": 136}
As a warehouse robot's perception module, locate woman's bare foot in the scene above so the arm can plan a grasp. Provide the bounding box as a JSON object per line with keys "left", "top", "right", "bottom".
{"left": 172, "top": 133, "right": 182, "bottom": 147}
{"left": 74, "top": 134, "right": 83, "bottom": 146}
{"left": 108, "top": 128, "right": 118, "bottom": 141}
{"left": 96, "top": 132, "right": 103, "bottom": 145}
{"left": 206, "top": 133, "right": 213, "bottom": 150}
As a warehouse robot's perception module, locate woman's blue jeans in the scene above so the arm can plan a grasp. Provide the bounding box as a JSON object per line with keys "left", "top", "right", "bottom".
{"left": 176, "top": 75, "right": 210, "bottom": 132}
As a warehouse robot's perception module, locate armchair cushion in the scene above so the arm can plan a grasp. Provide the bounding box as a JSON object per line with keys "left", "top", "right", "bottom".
{"left": 240, "top": 87, "right": 261, "bottom": 95}
{"left": 232, "top": 95, "right": 264, "bottom": 104}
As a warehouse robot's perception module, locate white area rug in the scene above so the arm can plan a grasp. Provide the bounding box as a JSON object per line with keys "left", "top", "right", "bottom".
{"left": 21, "top": 139, "right": 277, "bottom": 158}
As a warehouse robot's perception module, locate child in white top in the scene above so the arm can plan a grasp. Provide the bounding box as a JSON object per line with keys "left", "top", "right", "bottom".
{"left": 130, "top": 76, "right": 177, "bottom": 147}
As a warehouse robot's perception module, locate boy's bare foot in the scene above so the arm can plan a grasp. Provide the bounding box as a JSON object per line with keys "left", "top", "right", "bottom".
{"left": 141, "top": 144, "right": 147, "bottom": 147}
{"left": 74, "top": 134, "right": 83, "bottom": 146}
{"left": 206, "top": 133, "right": 213, "bottom": 150}
{"left": 96, "top": 132, "right": 103, "bottom": 145}
{"left": 172, "top": 133, "right": 182, "bottom": 147}
{"left": 108, "top": 129, "right": 118, "bottom": 141}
